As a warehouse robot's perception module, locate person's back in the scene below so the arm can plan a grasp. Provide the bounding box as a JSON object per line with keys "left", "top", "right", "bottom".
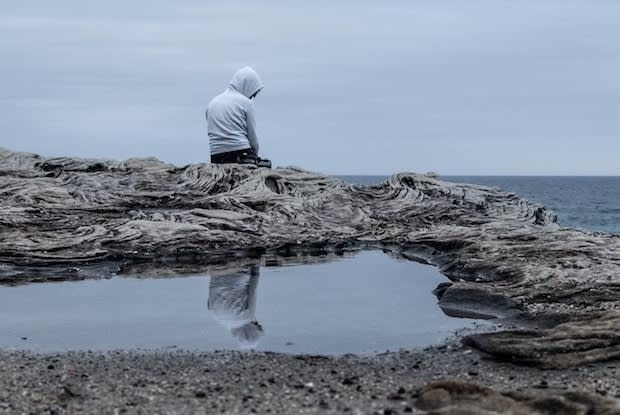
{"left": 206, "top": 67, "right": 264, "bottom": 164}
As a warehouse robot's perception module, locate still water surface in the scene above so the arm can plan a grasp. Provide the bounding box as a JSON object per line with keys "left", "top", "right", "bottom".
{"left": 0, "top": 251, "right": 481, "bottom": 354}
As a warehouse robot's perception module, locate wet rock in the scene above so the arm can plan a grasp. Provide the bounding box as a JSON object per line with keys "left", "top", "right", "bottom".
{"left": 415, "top": 380, "right": 620, "bottom": 414}
{"left": 435, "top": 284, "right": 523, "bottom": 320}
{"left": 463, "top": 311, "right": 620, "bottom": 369}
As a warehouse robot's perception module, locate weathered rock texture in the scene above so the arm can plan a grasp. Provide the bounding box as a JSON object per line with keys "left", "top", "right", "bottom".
{"left": 417, "top": 380, "right": 620, "bottom": 415}
{"left": 1, "top": 148, "right": 619, "bottom": 371}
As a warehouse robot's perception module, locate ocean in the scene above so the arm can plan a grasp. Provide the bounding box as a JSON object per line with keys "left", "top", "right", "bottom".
{"left": 337, "top": 176, "right": 620, "bottom": 235}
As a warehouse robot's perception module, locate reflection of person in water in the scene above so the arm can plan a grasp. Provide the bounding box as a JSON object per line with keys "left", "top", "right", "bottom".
{"left": 207, "top": 265, "right": 263, "bottom": 350}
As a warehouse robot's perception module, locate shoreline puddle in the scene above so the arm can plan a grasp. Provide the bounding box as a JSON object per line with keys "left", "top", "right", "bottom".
{"left": 0, "top": 251, "right": 488, "bottom": 354}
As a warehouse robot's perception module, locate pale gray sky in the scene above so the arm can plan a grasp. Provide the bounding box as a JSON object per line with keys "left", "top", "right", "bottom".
{"left": 1, "top": 1, "right": 619, "bottom": 174}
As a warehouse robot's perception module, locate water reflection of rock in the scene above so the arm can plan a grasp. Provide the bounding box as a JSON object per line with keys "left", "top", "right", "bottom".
{"left": 207, "top": 265, "right": 263, "bottom": 350}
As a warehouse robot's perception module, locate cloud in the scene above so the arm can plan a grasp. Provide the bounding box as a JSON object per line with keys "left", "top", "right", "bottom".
{"left": 1, "top": 0, "right": 619, "bottom": 174}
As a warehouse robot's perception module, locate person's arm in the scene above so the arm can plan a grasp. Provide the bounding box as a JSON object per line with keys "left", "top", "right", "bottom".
{"left": 246, "top": 102, "right": 260, "bottom": 154}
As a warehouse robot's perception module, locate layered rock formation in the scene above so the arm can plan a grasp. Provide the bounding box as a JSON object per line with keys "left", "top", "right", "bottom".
{"left": 1, "top": 148, "right": 619, "bottom": 370}
{"left": 417, "top": 380, "right": 620, "bottom": 414}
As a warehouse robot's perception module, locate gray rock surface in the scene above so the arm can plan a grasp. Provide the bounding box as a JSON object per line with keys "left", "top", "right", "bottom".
{"left": 1, "top": 148, "right": 620, "bottom": 413}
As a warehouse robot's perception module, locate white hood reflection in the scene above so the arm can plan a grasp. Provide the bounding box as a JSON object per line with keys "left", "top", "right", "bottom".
{"left": 207, "top": 265, "right": 263, "bottom": 349}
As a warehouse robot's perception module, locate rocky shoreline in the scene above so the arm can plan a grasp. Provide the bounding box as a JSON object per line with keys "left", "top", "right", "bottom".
{"left": 1, "top": 148, "right": 619, "bottom": 413}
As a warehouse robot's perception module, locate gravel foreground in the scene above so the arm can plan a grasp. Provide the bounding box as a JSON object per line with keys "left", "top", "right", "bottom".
{"left": 1, "top": 341, "right": 619, "bottom": 414}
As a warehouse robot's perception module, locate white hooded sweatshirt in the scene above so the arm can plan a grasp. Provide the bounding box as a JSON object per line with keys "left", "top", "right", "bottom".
{"left": 206, "top": 67, "right": 264, "bottom": 155}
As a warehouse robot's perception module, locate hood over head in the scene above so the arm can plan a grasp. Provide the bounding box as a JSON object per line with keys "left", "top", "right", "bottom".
{"left": 230, "top": 66, "right": 264, "bottom": 99}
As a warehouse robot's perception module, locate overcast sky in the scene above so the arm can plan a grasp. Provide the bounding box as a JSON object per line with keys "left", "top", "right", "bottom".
{"left": 1, "top": 1, "right": 619, "bottom": 175}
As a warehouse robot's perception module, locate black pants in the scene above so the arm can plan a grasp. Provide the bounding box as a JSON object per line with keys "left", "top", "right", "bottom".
{"left": 211, "top": 148, "right": 256, "bottom": 164}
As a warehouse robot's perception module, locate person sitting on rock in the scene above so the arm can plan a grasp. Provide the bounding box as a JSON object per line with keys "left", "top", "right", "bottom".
{"left": 205, "top": 66, "right": 270, "bottom": 167}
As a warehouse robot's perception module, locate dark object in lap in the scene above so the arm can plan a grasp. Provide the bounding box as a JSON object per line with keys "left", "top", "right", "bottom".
{"left": 211, "top": 149, "right": 272, "bottom": 168}
{"left": 211, "top": 149, "right": 256, "bottom": 164}
{"left": 256, "top": 158, "right": 272, "bottom": 168}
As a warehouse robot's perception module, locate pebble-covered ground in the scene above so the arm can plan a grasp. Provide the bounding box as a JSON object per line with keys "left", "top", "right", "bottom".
{"left": 1, "top": 340, "right": 618, "bottom": 414}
